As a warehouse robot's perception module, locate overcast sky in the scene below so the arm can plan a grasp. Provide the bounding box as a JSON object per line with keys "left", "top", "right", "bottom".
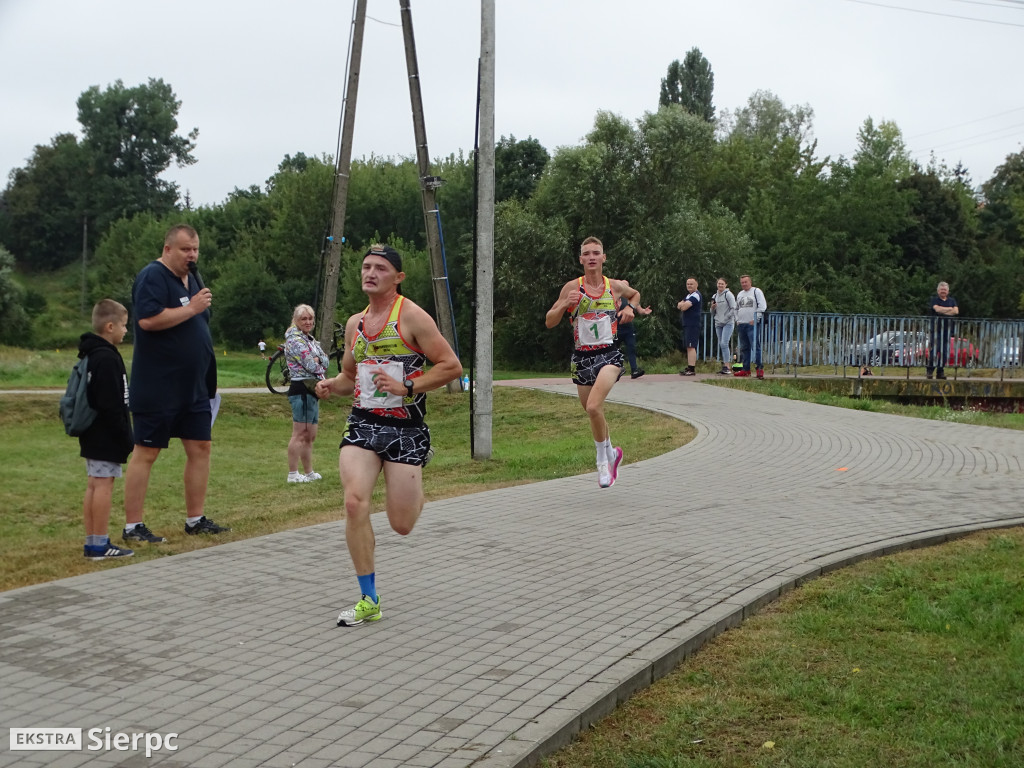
{"left": 2, "top": 0, "right": 1022, "bottom": 208}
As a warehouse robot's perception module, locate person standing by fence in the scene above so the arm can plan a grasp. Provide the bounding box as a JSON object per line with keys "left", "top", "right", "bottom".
{"left": 927, "top": 281, "right": 958, "bottom": 380}
{"left": 677, "top": 278, "right": 702, "bottom": 376}
{"left": 735, "top": 275, "right": 767, "bottom": 379}
{"left": 616, "top": 282, "right": 652, "bottom": 379}
{"left": 711, "top": 277, "right": 737, "bottom": 375}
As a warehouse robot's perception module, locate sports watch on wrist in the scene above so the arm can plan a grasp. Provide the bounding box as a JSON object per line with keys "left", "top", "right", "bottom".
{"left": 403, "top": 379, "right": 414, "bottom": 397}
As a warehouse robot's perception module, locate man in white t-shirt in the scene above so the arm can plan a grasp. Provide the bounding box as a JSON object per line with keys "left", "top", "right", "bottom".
{"left": 734, "top": 274, "right": 767, "bottom": 379}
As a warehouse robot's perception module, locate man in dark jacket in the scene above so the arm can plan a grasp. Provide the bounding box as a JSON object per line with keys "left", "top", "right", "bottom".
{"left": 78, "top": 300, "right": 135, "bottom": 560}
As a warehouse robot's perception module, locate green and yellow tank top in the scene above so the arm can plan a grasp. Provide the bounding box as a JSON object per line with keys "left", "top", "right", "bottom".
{"left": 351, "top": 295, "right": 427, "bottom": 421}
{"left": 571, "top": 276, "right": 618, "bottom": 352}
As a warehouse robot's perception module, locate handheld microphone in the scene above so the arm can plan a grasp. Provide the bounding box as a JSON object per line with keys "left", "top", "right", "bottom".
{"left": 188, "top": 261, "right": 205, "bottom": 291}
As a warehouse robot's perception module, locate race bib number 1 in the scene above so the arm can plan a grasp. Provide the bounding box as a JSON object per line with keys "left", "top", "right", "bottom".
{"left": 356, "top": 360, "right": 405, "bottom": 409}
{"left": 577, "top": 313, "right": 613, "bottom": 346}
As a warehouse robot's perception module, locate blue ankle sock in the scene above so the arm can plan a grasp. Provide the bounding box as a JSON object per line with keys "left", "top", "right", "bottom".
{"left": 357, "top": 573, "right": 377, "bottom": 603}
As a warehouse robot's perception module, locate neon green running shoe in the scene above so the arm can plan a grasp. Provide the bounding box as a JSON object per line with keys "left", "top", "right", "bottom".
{"left": 337, "top": 595, "right": 382, "bottom": 626}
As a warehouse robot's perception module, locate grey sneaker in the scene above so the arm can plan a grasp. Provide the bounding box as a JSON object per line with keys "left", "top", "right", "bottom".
{"left": 122, "top": 523, "right": 166, "bottom": 543}
{"left": 185, "top": 517, "right": 231, "bottom": 535}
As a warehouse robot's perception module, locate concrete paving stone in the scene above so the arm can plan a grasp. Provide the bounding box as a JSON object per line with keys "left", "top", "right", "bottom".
{"left": 309, "top": 745, "right": 380, "bottom": 768}
{"left": 401, "top": 728, "right": 445, "bottom": 748}
{"left": 273, "top": 757, "right": 334, "bottom": 768}
{"left": 188, "top": 752, "right": 255, "bottom": 768}
{"left": 401, "top": 749, "right": 455, "bottom": 767}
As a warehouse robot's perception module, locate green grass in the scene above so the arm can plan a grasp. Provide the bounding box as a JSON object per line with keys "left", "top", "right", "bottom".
{"left": 0, "top": 345, "right": 564, "bottom": 390}
{"left": 0, "top": 387, "right": 693, "bottom": 591}
{"left": 542, "top": 527, "right": 1024, "bottom": 768}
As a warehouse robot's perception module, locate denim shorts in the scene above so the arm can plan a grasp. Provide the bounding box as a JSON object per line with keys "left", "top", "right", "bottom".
{"left": 288, "top": 392, "right": 320, "bottom": 424}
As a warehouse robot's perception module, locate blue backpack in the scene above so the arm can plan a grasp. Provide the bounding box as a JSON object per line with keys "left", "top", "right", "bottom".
{"left": 60, "top": 356, "right": 98, "bottom": 437}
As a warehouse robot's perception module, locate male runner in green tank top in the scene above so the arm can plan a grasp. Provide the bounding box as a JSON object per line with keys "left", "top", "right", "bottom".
{"left": 545, "top": 236, "right": 644, "bottom": 488}
{"left": 317, "top": 245, "right": 462, "bottom": 626}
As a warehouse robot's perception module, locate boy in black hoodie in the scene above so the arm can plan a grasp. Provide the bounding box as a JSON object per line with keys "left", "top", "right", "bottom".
{"left": 78, "top": 299, "right": 136, "bottom": 560}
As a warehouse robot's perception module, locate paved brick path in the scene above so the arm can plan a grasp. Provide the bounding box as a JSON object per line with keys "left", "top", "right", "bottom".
{"left": 3, "top": 376, "right": 1023, "bottom": 767}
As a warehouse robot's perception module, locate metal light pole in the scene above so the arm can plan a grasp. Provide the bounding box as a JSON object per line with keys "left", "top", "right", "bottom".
{"left": 473, "top": 0, "right": 495, "bottom": 458}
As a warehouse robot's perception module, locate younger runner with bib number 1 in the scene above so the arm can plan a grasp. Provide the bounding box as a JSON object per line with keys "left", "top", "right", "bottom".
{"left": 545, "top": 236, "right": 646, "bottom": 489}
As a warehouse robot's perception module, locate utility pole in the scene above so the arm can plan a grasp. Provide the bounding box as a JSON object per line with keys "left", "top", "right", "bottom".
{"left": 473, "top": 0, "right": 495, "bottom": 458}
{"left": 318, "top": 0, "right": 367, "bottom": 350}
{"left": 80, "top": 215, "right": 88, "bottom": 315}
{"left": 399, "top": 0, "right": 461, "bottom": 394}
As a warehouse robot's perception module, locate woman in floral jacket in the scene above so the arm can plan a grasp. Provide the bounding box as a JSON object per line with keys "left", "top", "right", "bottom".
{"left": 284, "top": 304, "right": 330, "bottom": 483}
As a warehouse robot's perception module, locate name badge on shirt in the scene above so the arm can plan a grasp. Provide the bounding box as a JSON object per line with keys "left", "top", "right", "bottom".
{"left": 356, "top": 360, "right": 405, "bottom": 409}
{"left": 180, "top": 297, "right": 190, "bottom": 307}
{"left": 577, "top": 313, "right": 613, "bottom": 346}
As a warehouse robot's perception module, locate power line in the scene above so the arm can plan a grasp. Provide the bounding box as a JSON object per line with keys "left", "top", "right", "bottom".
{"left": 906, "top": 106, "right": 1024, "bottom": 140}
{"left": 947, "top": 0, "right": 1024, "bottom": 11}
{"left": 912, "top": 121, "right": 1024, "bottom": 155}
{"left": 366, "top": 14, "right": 401, "bottom": 27}
{"left": 843, "top": 0, "right": 1024, "bottom": 27}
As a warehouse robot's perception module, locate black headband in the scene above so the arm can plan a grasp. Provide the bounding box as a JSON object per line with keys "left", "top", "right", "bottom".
{"left": 364, "top": 245, "right": 402, "bottom": 273}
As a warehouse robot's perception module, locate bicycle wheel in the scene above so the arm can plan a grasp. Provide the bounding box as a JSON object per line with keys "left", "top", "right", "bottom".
{"left": 266, "top": 349, "right": 291, "bottom": 395}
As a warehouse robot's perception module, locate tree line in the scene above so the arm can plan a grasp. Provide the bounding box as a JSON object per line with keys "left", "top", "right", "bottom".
{"left": 1, "top": 53, "right": 1022, "bottom": 368}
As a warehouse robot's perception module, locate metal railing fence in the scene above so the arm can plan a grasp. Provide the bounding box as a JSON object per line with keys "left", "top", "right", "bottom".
{"left": 699, "top": 313, "right": 1024, "bottom": 374}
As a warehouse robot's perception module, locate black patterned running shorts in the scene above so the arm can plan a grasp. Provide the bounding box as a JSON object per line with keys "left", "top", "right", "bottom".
{"left": 340, "top": 411, "right": 432, "bottom": 466}
{"left": 570, "top": 347, "right": 624, "bottom": 386}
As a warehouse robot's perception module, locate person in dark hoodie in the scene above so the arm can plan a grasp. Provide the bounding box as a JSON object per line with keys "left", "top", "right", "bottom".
{"left": 78, "top": 299, "right": 136, "bottom": 560}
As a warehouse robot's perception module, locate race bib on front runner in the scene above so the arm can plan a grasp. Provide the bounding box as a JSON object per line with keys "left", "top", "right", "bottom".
{"left": 356, "top": 360, "right": 405, "bottom": 409}
{"left": 577, "top": 313, "right": 613, "bottom": 346}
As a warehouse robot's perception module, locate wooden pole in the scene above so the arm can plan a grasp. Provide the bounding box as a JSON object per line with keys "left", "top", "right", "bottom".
{"left": 318, "top": 0, "right": 367, "bottom": 349}
{"left": 399, "top": 0, "right": 461, "bottom": 393}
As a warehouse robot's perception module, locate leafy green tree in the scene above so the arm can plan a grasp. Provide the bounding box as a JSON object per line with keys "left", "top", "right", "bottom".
{"left": 852, "top": 117, "right": 912, "bottom": 179}
{"left": 209, "top": 248, "right": 288, "bottom": 347}
{"left": 493, "top": 199, "right": 573, "bottom": 368}
{"left": 0, "top": 246, "right": 31, "bottom": 344}
{"left": 88, "top": 213, "right": 170, "bottom": 312}
{"left": 0, "top": 134, "right": 90, "bottom": 270}
{"left": 976, "top": 149, "right": 1024, "bottom": 316}
{"left": 345, "top": 156, "right": 423, "bottom": 251}
{"left": 495, "top": 135, "right": 549, "bottom": 202}
{"left": 0, "top": 79, "right": 196, "bottom": 273}
{"left": 891, "top": 171, "right": 977, "bottom": 282}
{"left": 980, "top": 149, "right": 1024, "bottom": 247}
{"left": 718, "top": 90, "right": 814, "bottom": 146}
{"left": 658, "top": 48, "right": 715, "bottom": 122}
{"left": 77, "top": 78, "right": 198, "bottom": 233}
{"left": 705, "top": 90, "right": 818, "bottom": 222}
{"left": 264, "top": 154, "right": 333, "bottom": 281}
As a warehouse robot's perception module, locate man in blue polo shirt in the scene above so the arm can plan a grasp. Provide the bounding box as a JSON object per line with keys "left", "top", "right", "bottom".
{"left": 677, "top": 277, "right": 702, "bottom": 376}
{"left": 122, "top": 224, "right": 230, "bottom": 542}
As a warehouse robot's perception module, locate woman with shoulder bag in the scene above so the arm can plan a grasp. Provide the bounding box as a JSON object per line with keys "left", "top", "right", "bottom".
{"left": 711, "top": 278, "right": 737, "bottom": 375}
{"left": 284, "top": 304, "right": 330, "bottom": 483}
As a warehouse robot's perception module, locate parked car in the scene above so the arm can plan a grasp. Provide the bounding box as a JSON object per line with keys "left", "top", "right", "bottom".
{"left": 849, "top": 331, "right": 924, "bottom": 366}
{"left": 992, "top": 337, "right": 1021, "bottom": 367}
{"left": 948, "top": 337, "right": 980, "bottom": 367}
